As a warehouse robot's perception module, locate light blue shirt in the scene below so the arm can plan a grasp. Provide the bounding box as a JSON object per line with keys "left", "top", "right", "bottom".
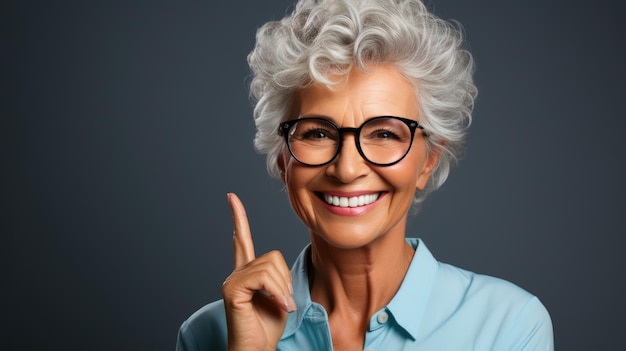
{"left": 177, "top": 239, "right": 553, "bottom": 350}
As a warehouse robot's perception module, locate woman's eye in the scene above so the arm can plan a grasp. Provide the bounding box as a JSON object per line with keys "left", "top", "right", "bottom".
{"left": 371, "top": 130, "right": 400, "bottom": 140}
{"left": 301, "top": 129, "right": 330, "bottom": 139}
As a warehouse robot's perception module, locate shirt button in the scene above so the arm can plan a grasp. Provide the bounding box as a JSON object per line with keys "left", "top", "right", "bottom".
{"left": 377, "top": 311, "right": 389, "bottom": 324}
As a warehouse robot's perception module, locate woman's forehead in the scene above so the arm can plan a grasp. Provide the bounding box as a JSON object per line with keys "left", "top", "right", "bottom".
{"left": 296, "top": 65, "right": 419, "bottom": 123}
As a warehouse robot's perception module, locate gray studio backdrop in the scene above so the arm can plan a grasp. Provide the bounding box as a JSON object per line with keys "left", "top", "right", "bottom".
{"left": 5, "top": 0, "right": 625, "bottom": 349}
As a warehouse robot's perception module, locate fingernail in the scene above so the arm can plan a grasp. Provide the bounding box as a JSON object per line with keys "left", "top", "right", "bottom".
{"left": 285, "top": 295, "right": 297, "bottom": 313}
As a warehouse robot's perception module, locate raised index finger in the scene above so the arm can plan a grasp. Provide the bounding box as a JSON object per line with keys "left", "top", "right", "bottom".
{"left": 227, "top": 193, "right": 256, "bottom": 269}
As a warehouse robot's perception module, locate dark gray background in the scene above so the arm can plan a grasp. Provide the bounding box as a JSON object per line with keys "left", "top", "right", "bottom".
{"left": 4, "top": 0, "right": 625, "bottom": 349}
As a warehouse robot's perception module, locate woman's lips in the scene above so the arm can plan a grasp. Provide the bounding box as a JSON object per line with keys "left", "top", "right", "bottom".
{"left": 315, "top": 191, "right": 385, "bottom": 216}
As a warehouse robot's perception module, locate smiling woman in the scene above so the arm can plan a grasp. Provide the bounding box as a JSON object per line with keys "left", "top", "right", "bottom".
{"left": 176, "top": 0, "right": 554, "bottom": 350}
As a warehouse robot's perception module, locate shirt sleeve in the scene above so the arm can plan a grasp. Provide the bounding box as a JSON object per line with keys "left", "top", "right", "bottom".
{"left": 176, "top": 319, "right": 199, "bottom": 351}
{"left": 175, "top": 300, "right": 229, "bottom": 351}
{"left": 500, "top": 296, "right": 554, "bottom": 351}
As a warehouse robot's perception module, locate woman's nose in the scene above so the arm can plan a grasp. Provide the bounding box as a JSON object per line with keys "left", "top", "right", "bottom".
{"left": 324, "top": 134, "right": 370, "bottom": 183}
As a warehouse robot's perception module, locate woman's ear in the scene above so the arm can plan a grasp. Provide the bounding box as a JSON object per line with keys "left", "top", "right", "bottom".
{"left": 277, "top": 150, "right": 288, "bottom": 183}
{"left": 416, "top": 149, "right": 440, "bottom": 190}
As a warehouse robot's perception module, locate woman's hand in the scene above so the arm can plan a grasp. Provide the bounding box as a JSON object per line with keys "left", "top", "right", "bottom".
{"left": 222, "top": 193, "right": 296, "bottom": 351}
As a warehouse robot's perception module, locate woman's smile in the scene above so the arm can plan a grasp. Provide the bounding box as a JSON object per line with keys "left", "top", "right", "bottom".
{"left": 319, "top": 191, "right": 381, "bottom": 208}
{"left": 316, "top": 191, "right": 385, "bottom": 216}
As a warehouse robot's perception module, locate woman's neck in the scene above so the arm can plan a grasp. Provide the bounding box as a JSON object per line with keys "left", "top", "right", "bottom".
{"left": 308, "top": 229, "right": 415, "bottom": 322}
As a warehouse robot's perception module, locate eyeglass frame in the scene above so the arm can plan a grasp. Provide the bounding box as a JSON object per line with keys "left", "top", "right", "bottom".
{"left": 277, "top": 116, "right": 427, "bottom": 167}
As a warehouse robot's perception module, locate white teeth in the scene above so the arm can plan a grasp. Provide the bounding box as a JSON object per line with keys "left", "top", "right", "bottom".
{"left": 323, "top": 193, "right": 380, "bottom": 208}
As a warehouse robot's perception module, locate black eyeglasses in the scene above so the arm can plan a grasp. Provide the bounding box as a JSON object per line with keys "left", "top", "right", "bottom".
{"left": 278, "top": 116, "right": 426, "bottom": 167}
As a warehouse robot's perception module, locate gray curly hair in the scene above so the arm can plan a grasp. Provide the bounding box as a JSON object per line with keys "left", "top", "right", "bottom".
{"left": 248, "top": 0, "right": 477, "bottom": 208}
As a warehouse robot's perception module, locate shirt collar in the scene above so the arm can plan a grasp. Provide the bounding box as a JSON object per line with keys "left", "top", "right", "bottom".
{"left": 282, "top": 243, "right": 314, "bottom": 338}
{"left": 281, "top": 238, "right": 439, "bottom": 341}
{"left": 387, "top": 238, "right": 439, "bottom": 340}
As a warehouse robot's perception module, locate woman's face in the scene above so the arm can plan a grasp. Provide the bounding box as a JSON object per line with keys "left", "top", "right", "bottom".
{"left": 278, "top": 64, "right": 438, "bottom": 249}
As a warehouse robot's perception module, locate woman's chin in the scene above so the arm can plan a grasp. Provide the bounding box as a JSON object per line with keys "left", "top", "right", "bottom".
{"left": 310, "top": 223, "right": 385, "bottom": 251}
